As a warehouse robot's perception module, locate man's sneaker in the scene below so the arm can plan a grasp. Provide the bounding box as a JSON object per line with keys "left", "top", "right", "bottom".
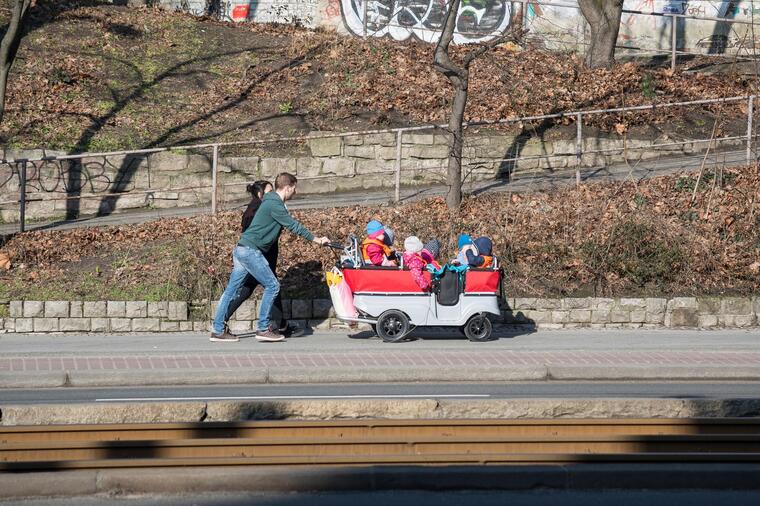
{"left": 255, "top": 329, "right": 285, "bottom": 342}
{"left": 210, "top": 330, "right": 239, "bottom": 342}
{"left": 280, "top": 324, "right": 304, "bottom": 338}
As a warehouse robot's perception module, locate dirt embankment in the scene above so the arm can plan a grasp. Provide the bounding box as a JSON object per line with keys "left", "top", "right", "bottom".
{"left": 1, "top": 167, "right": 758, "bottom": 301}
{"left": 2, "top": 1, "right": 757, "bottom": 154}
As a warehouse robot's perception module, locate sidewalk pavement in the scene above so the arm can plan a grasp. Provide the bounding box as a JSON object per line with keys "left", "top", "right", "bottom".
{"left": 0, "top": 146, "right": 744, "bottom": 236}
{"left": 1, "top": 328, "right": 759, "bottom": 388}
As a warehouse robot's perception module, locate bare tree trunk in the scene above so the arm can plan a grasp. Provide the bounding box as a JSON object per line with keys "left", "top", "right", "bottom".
{"left": 0, "top": 0, "right": 32, "bottom": 124}
{"left": 578, "top": 0, "right": 623, "bottom": 69}
{"left": 433, "top": 0, "right": 466, "bottom": 209}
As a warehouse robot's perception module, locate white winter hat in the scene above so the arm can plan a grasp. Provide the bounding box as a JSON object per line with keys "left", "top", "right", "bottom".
{"left": 404, "top": 235, "right": 423, "bottom": 253}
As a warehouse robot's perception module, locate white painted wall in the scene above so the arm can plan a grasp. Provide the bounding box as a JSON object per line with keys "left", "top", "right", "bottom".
{"left": 154, "top": 1, "right": 760, "bottom": 54}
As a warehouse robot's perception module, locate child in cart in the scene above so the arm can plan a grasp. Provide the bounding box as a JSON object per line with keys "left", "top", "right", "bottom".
{"left": 402, "top": 236, "right": 441, "bottom": 290}
{"left": 452, "top": 234, "right": 495, "bottom": 268}
{"left": 361, "top": 220, "right": 398, "bottom": 266}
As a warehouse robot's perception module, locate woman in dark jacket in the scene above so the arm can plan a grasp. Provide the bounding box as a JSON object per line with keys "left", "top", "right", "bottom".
{"left": 222, "top": 180, "right": 301, "bottom": 337}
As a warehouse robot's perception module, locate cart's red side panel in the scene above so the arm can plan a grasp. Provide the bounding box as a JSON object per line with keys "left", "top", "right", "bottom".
{"left": 343, "top": 268, "right": 430, "bottom": 293}
{"left": 464, "top": 270, "right": 500, "bottom": 293}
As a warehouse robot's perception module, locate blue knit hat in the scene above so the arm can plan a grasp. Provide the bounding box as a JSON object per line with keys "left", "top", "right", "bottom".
{"left": 473, "top": 236, "right": 492, "bottom": 256}
{"left": 366, "top": 220, "right": 383, "bottom": 235}
{"left": 457, "top": 234, "right": 472, "bottom": 249}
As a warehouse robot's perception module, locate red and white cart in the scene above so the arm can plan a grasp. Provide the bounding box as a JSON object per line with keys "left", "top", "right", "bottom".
{"left": 326, "top": 237, "right": 502, "bottom": 342}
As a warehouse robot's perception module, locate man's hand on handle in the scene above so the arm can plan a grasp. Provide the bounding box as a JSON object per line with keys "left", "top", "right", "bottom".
{"left": 313, "top": 236, "right": 330, "bottom": 246}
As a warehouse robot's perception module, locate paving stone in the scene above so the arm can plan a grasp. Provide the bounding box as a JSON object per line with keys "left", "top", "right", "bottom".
{"left": 69, "top": 301, "right": 83, "bottom": 318}
{"left": 9, "top": 300, "right": 22, "bottom": 317}
{"left": 44, "top": 301, "right": 69, "bottom": 318}
{"left": 698, "top": 315, "right": 719, "bottom": 328}
{"left": 669, "top": 297, "right": 698, "bottom": 309}
{"left": 562, "top": 298, "right": 590, "bottom": 309}
{"left": 754, "top": 296, "right": 760, "bottom": 316}
{"left": 721, "top": 297, "right": 753, "bottom": 315}
{"left": 291, "top": 300, "right": 312, "bottom": 319}
{"left": 193, "top": 321, "right": 208, "bottom": 332}
{"left": 538, "top": 323, "right": 564, "bottom": 330}
{"left": 629, "top": 310, "right": 647, "bottom": 323}
{"left": 228, "top": 320, "right": 251, "bottom": 333}
{"left": 33, "top": 318, "right": 59, "bottom": 332}
{"left": 312, "top": 299, "right": 333, "bottom": 318}
{"left": 534, "top": 298, "right": 561, "bottom": 310}
{"left": 618, "top": 298, "right": 646, "bottom": 310}
{"left": 670, "top": 308, "right": 699, "bottom": 327}
{"left": 83, "top": 301, "right": 107, "bottom": 318}
{"left": 343, "top": 145, "right": 375, "bottom": 159}
{"left": 23, "top": 301, "right": 44, "bottom": 318}
{"left": 609, "top": 310, "right": 631, "bottom": 323}
{"left": 110, "top": 318, "right": 132, "bottom": 332}
{"left": 168, "top": 302, "right": 188, "bottom": 321}
{"left": 568, "top": 309, "right": 591, "bottom": 323}
{"left": 308, "top": 136, "right": 342, "bottom": 157}
{"left": 179, "top": 321, "right": 193, "bottom": 331}
{"left": 160, "top": 320, "right": 180, "bottom": 332}
{"left": 91, "top": 318, "right": 109, "bottom": 332}
{"left": 591, "top": 310, "right": 610, "bottom": 323}
{"left": 309, "top": 319, "right": 332, "bottom": 330}
{"left": 125, "top": 301, "right": 148, "bottom": 318}
{"left": 646, "top": 298, "right": 667, "bottom": 314}
{"left": 2, "top": 318, "right": 13, "bottom": 332}
{"left": 591, "top": 298, "right": 614, "bottom": 310}
{"left": 132, "top": 318, "right": 160, "bottom": 332}
{"left": 148, "top": 302, "right": 169, "bottom": 318}
{"left": 646, "top": 312, "right": 665, "bottom": 324}
{"left": 107, "top": 301, "right": 126, "bottom": 317}
{"left": 321, "top": 158, "right": 355, "bottom": 176}
{"left": 551, "top": 310, "right": 570, "bottom": 324}
{"left": 15, "top": 318, "right": 33, "bottom": 332}
{"left": 522, "top": 310, "right": 549, "bottom": 324}
{"left": 697, "top": 297, "right": 721, "bottom": 315}
{"left": 59, "top": 318, "right": 91, "bottom": 332}
{"left": 234, "top": 300, "right": 257, "bottom": 321}
{"left": 513, "top": 298, "right": 537, "bottom": 310}
{"left": 720, "top": 314, "right": 757, "bottom": 328}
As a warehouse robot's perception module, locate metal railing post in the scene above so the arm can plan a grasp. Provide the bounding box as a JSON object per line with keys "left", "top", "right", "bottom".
{"left": 18, "top": 160, "right": 27, "bottom": 233}
{"left": 670, "top": 14, "right": 677, "bottom": 72}
{"left": 362, "top": 0, "right": 369, "bottom": 38}
{"left": 575, "top": 112, "right": 582, "bottom": 186}
{"left": 748, "top": 95, "right": 755, "bottom": 164}
{"left": 394, "top": 129, "right": 403, "bottom": 203}
{"left": 211, "top": 144, "right": 219, "bottom": 214}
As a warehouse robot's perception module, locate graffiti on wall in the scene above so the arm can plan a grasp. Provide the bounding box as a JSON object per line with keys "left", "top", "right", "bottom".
{"left": 0, "top": 156, "right": 142, "bottom": 196}
{"left": 340, "top": 0, "right": 512, "bottom": 44}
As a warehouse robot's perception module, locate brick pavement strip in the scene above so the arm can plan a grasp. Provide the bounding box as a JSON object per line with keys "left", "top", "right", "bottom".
{"left": 2, "top": 350, "right": 760, "bottom": 371}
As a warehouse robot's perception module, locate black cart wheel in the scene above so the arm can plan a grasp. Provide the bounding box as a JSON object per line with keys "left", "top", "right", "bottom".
{"left": 376, "top": 310, "right": 410, "bottom": 343}
{"left": 463, "top": 314, "right": 493, "bottom": 342}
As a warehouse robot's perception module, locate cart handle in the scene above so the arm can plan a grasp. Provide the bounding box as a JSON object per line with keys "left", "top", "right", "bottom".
{"left": 323, "top": 242, "right": 344, "bottom": 250}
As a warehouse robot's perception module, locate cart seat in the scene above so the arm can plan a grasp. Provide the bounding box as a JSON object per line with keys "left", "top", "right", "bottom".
{"left": 342, "top": 267, "right": 500, "bottom": 295}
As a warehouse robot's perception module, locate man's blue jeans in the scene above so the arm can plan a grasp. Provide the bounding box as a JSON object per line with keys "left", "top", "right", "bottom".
{"left": 213, "top": 245, "right": 280, "bottom": 333}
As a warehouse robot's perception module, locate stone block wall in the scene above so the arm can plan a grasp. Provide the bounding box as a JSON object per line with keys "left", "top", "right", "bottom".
{"left": 0, "top": 131, "right": 742, "bottom": 223}
{"left": 0, "top": 296, "right": 757, "bottom": 333}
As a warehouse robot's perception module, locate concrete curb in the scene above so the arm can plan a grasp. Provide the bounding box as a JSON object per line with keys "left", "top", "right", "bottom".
{"left": 3, "top": 464, "right": 760, "bottom": 499}
{"left": 3, "top": 398, "right": 760, "bottom": 425}
{"left": 6, "top": 364, "right": 760, "bottom": 388}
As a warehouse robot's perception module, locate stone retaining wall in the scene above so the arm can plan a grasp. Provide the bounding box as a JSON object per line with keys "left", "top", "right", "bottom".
{"left": 0, "top": 133, "right": 741, "bottom": 223}
{"left": 0, "top": 296, "right": 757, "bottom": 333}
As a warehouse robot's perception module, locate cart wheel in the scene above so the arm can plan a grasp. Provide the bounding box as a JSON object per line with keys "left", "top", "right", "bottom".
{"left": 376, "top": 310, "right": 410, "bottom": 343}
{"left": 463, "top": 314, "right": 493, "bottom": 342}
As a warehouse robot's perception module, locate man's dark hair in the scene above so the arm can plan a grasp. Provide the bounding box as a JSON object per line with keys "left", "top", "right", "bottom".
{"left": 275, "top": 172, "right": 298, "bottom": 190}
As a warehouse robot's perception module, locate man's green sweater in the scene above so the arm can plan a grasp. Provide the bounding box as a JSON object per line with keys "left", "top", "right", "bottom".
{"left": 238, "top": 191, "right": 313, "bottom": 252}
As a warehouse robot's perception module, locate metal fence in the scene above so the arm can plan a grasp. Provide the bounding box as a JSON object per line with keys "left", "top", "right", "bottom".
{"left": 1, "top": 93, "right": 757, "bottom": 234}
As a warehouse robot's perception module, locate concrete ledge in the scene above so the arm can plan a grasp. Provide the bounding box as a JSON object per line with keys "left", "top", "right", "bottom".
{"left": 67, "top": 368, "right": 269, "bottom": 387}
{"left": 266, "top": 365, "right": 548, "bottom": 383}
{"left": 6, "top": 398, "right": 760, "bottom": 426}
{"left": 549, "top": 365, "right": 760, "bottom": 381}
{"left": 4, "top": 464, "right": 760, "bottom": 499}
{"left": 0, "top": 372, "right": 68, "bottom": 388}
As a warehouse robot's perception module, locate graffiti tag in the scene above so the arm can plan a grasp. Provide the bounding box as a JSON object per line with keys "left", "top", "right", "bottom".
{"left": 340, "top": 0, "right": 512, "bottom": 44}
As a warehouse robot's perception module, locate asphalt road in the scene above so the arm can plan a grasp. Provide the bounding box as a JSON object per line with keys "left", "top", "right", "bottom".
{"left": 2, "top": 382, "right": 760, "bottom": 404}
{"left": 5, "top": 490, "right": 760, "bottom": 506}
